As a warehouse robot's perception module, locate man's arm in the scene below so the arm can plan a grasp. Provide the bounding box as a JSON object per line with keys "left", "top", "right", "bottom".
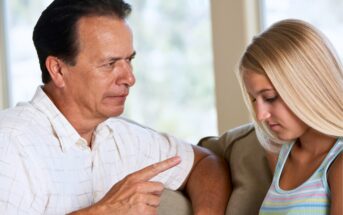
{"left": 69, "top": 156, "right": 182, "bottom": 215}
{"left": 184, "top": 145, "right": 231, "bottom": 215}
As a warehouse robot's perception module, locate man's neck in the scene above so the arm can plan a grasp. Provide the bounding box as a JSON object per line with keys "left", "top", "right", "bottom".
{"left": 43, "top": 84, "right": 103, "bottom": 146}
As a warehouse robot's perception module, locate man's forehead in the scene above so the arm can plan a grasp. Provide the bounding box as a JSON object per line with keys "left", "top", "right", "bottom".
{"left": 75, "top": 15, "right": 132, "bottom": 45}
{"left": 76, "top": 15, "right": 130, "bottom": 31}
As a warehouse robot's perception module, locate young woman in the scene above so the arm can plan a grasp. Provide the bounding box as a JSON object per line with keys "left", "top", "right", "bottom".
{"left": 237, "top": 19, "right": 343, "bottom": 214}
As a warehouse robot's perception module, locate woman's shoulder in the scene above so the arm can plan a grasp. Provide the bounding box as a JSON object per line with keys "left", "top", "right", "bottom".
{"left": 327, "top": 137, "right": 343, "bottom": 183}
{"left": 327, "top": 152, "right": 342, "bottom": 214}
{"left": 327, "top": 152, "right": 343, "bottom": 182}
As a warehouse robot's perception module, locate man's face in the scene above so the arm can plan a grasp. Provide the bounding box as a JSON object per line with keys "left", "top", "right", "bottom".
{"left": 62, "top": 16, "right": 136, "bottom": 122}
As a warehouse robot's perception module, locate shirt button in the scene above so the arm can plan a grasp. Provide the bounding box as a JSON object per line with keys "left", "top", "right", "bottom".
{"left": 76, "top": 139, "right": 90, "bottom": 150}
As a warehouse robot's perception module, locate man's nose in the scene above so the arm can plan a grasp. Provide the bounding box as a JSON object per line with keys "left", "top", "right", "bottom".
{"left": 117, "top": 60, "right": 136, "bottom": 87}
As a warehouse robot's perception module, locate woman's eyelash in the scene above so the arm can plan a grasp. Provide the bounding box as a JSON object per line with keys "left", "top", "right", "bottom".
{"left": 264, "top": 95, "right": 278, "bottom": 102}
{"left": 250, "top": 94, "right": 278, "bottom": 103}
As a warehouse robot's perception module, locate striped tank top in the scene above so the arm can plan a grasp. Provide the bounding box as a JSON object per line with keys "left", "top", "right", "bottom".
{"left": 260, "top": 137, "right": 343, "bottom": 215}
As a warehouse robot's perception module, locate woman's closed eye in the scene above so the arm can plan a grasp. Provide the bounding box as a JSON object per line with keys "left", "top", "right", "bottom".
{"left": 264, "top": 95, "right": 278, "bottom": 103}
{"left": 251, "top": 95, "right": 278, "bottom": 103}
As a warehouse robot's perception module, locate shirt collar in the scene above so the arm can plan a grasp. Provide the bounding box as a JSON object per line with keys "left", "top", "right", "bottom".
{"left": 30, "top": 86, "right": 83, "bottom": 152}
{"left": 92, "top": 120, "right": 112, "bottom": 150}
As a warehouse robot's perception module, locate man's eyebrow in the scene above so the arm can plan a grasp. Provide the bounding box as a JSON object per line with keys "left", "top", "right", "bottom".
{"left": 104, "top": 51, "right": 136, "bottom": 62}
{"left": 128, "top": 51, "right": 136, "bottom": 59}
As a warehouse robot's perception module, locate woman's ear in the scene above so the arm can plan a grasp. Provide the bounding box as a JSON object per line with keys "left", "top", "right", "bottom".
{"left": 45, "top": 56, "right": 66, "bottom": 88}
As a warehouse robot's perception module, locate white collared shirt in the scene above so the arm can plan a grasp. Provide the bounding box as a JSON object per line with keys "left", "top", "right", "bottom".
{"left": 0, "top": 87, "right": 194, "bottom": 214}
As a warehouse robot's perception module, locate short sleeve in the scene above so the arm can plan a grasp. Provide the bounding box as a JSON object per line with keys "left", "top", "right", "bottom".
{"left": 136, "top": 131, "right": 194, "bottom": 190}
{"left": 102, "top": 118, "right": 195, "bottom": 191}
{"left": 126, "top": 127, "right": 194, "bottom": 190}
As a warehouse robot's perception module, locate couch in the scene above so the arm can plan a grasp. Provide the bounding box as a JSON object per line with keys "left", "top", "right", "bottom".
{"left": 158, "top": 123, "right": 273, "bottom": 215}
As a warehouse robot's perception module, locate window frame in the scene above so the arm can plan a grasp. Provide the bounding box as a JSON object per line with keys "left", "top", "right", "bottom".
{"left": 210, "top": 0, "right": 262, "bottom": 133}
{"left": 0, "top": 0, "right": 9, "bottom": 109}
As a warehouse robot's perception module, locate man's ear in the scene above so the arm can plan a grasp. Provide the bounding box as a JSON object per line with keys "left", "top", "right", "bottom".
{"left": 45, "top": 56, "right": 67, "bottom": 88}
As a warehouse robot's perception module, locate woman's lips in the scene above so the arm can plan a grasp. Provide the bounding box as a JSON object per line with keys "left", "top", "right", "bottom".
{"left": 268, "top": 123, "right": 281, "bottom": 131}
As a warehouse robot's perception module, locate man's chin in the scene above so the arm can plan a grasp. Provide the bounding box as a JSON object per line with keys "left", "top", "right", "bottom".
{"left": 99, "top": 104, "right": 126, "bottom": 119}
{"left": 107, "top": 107, "right": 125, "bottom": 118}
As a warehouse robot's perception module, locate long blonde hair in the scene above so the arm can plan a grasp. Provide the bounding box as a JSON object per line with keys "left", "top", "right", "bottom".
{"left": 238, "top": 19, "right": 343, "bottom": 152}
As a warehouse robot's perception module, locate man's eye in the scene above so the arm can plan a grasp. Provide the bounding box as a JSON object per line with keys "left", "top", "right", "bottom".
{"left": 104, "top": 61, "right": 116, "bottom": 68}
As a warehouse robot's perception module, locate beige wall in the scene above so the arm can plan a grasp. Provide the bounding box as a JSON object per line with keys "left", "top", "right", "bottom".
{"left": 0, "top": 0, "right": 8, "bottom": 109}
{"left": 211, "top": 0, "right": 261, "bottom": 134}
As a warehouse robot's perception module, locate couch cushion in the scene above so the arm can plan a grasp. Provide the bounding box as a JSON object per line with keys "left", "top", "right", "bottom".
{"left": 158, "top": 189, "right": 193, "bottom": 215}
{"left": 199, "top": 123, "right": 272, "bottom": 215}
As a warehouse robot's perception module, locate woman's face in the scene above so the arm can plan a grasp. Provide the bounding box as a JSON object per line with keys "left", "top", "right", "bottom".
{"left": 243, "top": 70, "right": 309, "bottom": 141}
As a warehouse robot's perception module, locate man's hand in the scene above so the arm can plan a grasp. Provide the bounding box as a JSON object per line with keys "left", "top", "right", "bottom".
{"left": 70, "top": 156, "right": 181, "bottom": 215}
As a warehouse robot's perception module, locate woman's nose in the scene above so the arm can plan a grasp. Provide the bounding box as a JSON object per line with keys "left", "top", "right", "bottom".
{"left": 255, "top": 102, "right": 271, "bottom": 122}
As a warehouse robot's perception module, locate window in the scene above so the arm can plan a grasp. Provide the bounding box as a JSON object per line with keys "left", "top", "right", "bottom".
{"left": 4, "top": 0, "right": 51, "bottom": 106}
{"left": 3, "top": 0, "right": 217, "bottom": 143}
{"left": 262, "top": 0, "right": 343, "bottom": 60}
{"left": 124, "top": 0, "right": 216, "bottom": 143}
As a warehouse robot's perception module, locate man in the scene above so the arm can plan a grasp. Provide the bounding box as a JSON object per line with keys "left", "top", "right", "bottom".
{"left": 0, "top": 0, "right": 230, "bottom": 214}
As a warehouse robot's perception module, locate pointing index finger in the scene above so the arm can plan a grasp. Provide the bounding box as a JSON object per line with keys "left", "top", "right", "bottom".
{"left": 133, "top": 156, "right": 181, "bottom": 182}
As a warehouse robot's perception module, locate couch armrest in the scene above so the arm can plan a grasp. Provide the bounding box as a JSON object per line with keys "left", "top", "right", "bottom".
{"left": 158, "top": 123, "right": 273, "bottom": 215}
{"left": 158, "top": 189, "right": 192, "bottom": 215}
{"left": 199, "top": 123, "right": 272, "bottom": 215}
